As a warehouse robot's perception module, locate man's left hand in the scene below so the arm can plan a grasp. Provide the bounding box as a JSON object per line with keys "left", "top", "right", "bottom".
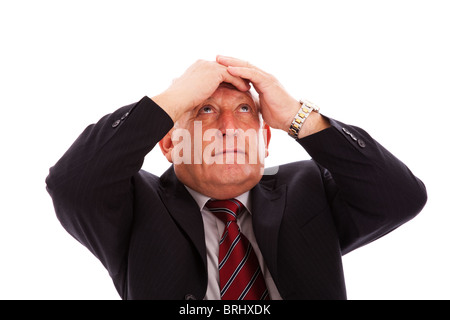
{"left": 216, "top": 55, "right": 330, "bottom": 138}
{"left": 216, "top": 55, "right": 300, "bottom": 132}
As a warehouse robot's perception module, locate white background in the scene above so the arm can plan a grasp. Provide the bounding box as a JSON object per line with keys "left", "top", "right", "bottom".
{"left": 1, "top": 0, "right": 448, "bottom": 300}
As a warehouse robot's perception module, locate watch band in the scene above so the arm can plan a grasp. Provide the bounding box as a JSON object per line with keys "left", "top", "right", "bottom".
{"left": 288, "top": 100, "right": 320, "bottom": 139}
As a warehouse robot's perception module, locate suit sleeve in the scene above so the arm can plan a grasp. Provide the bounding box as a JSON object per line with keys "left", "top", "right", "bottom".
{"left": 45, "top": 97, "right": 173, "bottom": 285}
{"left": 297, "top": 117, "right": 427, "bottom": 255}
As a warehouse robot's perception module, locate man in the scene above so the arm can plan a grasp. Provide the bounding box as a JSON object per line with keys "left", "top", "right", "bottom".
{"left": 46, "top": 56, "right": 427, "bottom": 300}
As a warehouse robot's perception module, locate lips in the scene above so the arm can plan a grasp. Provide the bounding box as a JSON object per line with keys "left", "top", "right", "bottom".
{"left": 211, "top": 149, "right": 246, "bottom": 157}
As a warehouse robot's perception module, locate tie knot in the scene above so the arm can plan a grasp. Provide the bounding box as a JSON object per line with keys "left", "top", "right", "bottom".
{"left": 205, "top": 199, "right": 244, "bottom": 223}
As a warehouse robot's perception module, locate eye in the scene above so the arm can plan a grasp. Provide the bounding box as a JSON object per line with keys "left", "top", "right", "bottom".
{"left": 239, "top": 104, "right": 251, "bottom": 113}
{"left": 199, "top": 105, "right": 215, "bottom": 114}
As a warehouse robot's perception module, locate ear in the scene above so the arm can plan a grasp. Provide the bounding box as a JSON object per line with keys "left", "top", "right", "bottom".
{"left": 159, "top": 128, "right": 175, "bottom": 163}
{"left": 263, "top": 123, "right": 271, "bottom": 158}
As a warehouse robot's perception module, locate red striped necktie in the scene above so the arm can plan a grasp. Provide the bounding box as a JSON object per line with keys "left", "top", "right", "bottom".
{"left": 206, "top": 199, "right": 270, "bottom": 300}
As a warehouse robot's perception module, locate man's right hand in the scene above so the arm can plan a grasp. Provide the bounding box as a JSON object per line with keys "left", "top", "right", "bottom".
{"left": 152, "top": 59, "right": 250, "bottom": 123}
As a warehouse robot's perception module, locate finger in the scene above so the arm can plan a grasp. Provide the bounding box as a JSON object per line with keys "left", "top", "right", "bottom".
{"left": 216, "top": 55, "right": 253, "bottom": 68}
{"left": 226, "top": 66, "right": 265, "bottom": 86}
{"left": 221, "top": 70, "right": 251, "bottom": 92}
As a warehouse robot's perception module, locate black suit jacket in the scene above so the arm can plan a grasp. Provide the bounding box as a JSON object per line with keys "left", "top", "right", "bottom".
{"left": 46, "top": 96, "right": 427, "bottom": 300}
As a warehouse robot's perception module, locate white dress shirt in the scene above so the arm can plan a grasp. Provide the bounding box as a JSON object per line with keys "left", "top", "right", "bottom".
{"left": 185, "top": 186, "right": 282, "bottom": 300}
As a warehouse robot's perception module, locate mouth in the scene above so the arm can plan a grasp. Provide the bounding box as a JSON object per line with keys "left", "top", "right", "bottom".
{"left": 212, "top": 149, "right": 246, "bottom": 157}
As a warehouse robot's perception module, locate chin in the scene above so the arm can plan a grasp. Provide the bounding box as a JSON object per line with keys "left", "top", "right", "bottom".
{"left": 174, "top": 162, "right": 264, "bottom": 199}
{"left": 210, "top": 163, "right": 263, "bottom": 188}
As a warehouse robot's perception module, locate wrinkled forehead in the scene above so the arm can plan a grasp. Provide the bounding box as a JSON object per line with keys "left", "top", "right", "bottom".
{"left": 214, "top": 82, "right": 259, "bottom": 107}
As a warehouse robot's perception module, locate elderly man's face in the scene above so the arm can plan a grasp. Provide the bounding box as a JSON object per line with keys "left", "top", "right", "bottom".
{"left": 160, "top": 84, "right": 270, "bottom": 199}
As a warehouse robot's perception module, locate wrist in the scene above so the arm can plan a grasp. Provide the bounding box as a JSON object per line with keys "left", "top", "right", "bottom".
{"left": 296, "top": 111, "right": 330, "bottom": 139}
{"left": 287, "top": 100, "right": 330, "bottom": 139}
{"left": 282, "top": 99, "right": 305, "bottom": 133}
{"left": 151, "top": 90, "right": 189, "bottom": 123}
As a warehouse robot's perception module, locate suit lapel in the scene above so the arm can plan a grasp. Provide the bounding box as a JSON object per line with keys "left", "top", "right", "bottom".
{"left": 158, "top": 166, "right": 286, "bottom": 288}
{"left": 251, "top": 180, "right": 286, "bottom": 284}
{"left": 158, "top": 166, "right": 207, "bottom": 271}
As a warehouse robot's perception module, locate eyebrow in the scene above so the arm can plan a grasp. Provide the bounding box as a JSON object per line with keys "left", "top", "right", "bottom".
{"left": 198, "top": 95, "right": 258, "bottom": 112}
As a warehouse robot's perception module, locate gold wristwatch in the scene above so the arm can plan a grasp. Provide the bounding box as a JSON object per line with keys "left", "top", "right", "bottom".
{"left": 288, "top": 100, "right": 320, "bottom": 139}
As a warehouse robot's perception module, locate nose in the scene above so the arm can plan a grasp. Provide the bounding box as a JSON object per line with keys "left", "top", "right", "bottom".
{"left": 217, "top": 111, "right": 239, "bottom": 136}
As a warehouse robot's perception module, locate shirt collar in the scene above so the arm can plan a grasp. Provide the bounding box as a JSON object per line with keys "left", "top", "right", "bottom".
{"left": 184, "top": 186, "right": 252, "bottom": 214}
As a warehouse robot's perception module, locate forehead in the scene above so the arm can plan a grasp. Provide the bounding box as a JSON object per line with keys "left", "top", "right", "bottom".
{"left": 206, "top": 83, "right": 255, "bottom": 105}
{"left": 175, "top": 83, "right": 260, "bottom": 127}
